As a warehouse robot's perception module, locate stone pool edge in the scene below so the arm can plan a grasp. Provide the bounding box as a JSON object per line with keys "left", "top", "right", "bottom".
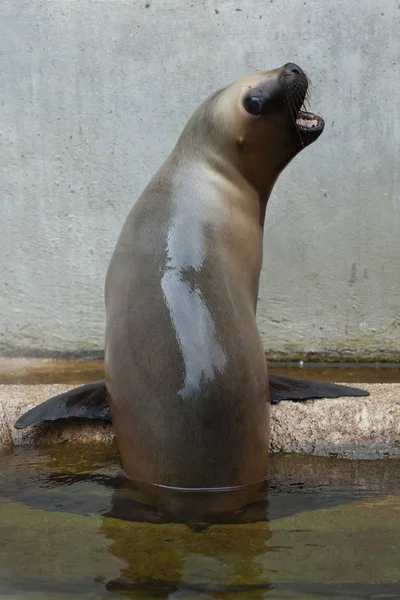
{"left": 0, "top": 383, "right": 399, "bottom": 459}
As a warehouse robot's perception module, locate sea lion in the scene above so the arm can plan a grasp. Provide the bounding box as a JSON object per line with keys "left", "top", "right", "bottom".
{"left": 15, "top": 63, "right": 367, "bottom": 511}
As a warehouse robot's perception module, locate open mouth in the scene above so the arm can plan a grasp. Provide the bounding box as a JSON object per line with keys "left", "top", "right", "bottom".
{"left": 296, "top": 110, "right": 324, "bottom": 134}
{"left": 281, "top": 62, "right": 325, "bottom": 143}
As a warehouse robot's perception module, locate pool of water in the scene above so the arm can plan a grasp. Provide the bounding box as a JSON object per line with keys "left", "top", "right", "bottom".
{"left": 1, "top": 447, "right": 400, "bottom": 599}
{"left": 1, "top": 358, "right": 400, "bottom": 384}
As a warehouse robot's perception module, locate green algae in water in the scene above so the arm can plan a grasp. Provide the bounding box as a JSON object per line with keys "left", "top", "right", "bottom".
{"left": 1, "top": 448, "right": 400, "bottom": 599}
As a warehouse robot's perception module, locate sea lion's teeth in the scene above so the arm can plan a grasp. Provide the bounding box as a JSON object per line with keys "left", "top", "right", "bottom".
{"left": 296, "top": 117, "right": 319, "bottom": 129}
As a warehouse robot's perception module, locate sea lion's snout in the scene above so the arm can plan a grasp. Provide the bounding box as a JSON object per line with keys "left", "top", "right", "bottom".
{"left": 281, "top": 62, "right": 325, "bottom": 144}
{"left": 282, "top": 62, "right": 307, "bottom": 85}
{"left": 281, "top": 62, "right": 308, "bottom": 112}
{"left": 243, "top": 63, "right": 308, "bottom": 118}
{"left": 242, "top": 62, "right": 324, "bottom": 146}
{"left": 282, "top": 62, "right": 304, "bottom": 77}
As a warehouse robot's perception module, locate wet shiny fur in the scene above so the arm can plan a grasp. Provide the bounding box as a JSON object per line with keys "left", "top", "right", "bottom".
{"left": 15, "top": 64, "right": 367, "bottom": 507}
{"left": 104, "top": 64, "right": 323, "bottom": 489}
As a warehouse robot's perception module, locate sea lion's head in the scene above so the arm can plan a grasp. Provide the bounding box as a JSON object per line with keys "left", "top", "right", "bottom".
{"left": 179, "top": 63, "right": 324, "bottom": 196}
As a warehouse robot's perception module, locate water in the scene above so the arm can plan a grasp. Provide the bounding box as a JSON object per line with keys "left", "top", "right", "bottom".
{"left": 1, "top": 446, "right": 400, "bottom": 599}
{"left": 2, "top": 361, "right": 400, "bottom": 597}
{"left": 1, "top": 358, "right": 400, "bottom": 384}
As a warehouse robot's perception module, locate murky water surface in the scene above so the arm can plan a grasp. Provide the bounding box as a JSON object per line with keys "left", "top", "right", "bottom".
{"left": 1, "top": 358, "right": 400, "bottom": 384}
{"left": 1, "top": 447, "right": 400, "bottom": 599}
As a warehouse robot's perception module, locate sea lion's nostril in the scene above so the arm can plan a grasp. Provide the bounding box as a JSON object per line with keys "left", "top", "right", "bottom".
{"left": 284, "top": 62, "right": 304, "bottom": 77}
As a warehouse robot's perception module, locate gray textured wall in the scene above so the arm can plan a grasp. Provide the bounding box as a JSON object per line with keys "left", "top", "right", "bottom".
{"left": 1, "top": 0, "right": 399, "bottom": 360}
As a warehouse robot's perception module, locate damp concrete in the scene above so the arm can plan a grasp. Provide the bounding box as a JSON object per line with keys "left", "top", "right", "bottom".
{"left": 0, "top": 383, "right": 399, "bottom": 459}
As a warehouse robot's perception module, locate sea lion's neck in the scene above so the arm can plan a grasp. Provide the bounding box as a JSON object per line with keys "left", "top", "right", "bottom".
{"left": 173, "top": 146, "right": 276, "bottom": 227}
{"left": 258, "top": 193, "right": 271, "bottom": 230}
{"left": 161, "top": 151, "right": 265, "bottom": 301}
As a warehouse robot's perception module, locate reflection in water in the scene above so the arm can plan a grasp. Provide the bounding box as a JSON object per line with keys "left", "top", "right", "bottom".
{"left": 101, "top": 502, "right": 272, "bottom": 597}
{"left": 1, "top": 447, "right": 400, "bottom": 598}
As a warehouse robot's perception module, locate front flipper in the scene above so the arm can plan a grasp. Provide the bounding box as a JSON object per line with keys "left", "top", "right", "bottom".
{"left": 14, "top": 380, "right": 110, "bottom": 429}
{"left": 269, "top": 373, "right": 369, "bottom": 404}
{"left": 14, "top": 373, "right": 369, "bottom": 428}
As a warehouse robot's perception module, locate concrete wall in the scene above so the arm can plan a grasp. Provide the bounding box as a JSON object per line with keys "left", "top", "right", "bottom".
{"left": 1, "top": 0, "right": 399, "bottom": 360}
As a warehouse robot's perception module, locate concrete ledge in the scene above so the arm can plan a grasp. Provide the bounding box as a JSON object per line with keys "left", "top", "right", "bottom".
{"left": 1, "top": 384, "right": 399, "bottom": 458}
{"left": 270, "top": 383, "right": 400, "bottom": 458}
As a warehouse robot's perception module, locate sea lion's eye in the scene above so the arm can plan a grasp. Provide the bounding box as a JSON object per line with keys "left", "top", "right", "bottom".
{"left": 244, "top": 96, "right": 263, "bottom": 116}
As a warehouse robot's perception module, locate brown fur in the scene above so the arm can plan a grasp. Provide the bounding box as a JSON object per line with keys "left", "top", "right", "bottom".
{"left": 105, "top": 65, "right": 321, "bottom": 490}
